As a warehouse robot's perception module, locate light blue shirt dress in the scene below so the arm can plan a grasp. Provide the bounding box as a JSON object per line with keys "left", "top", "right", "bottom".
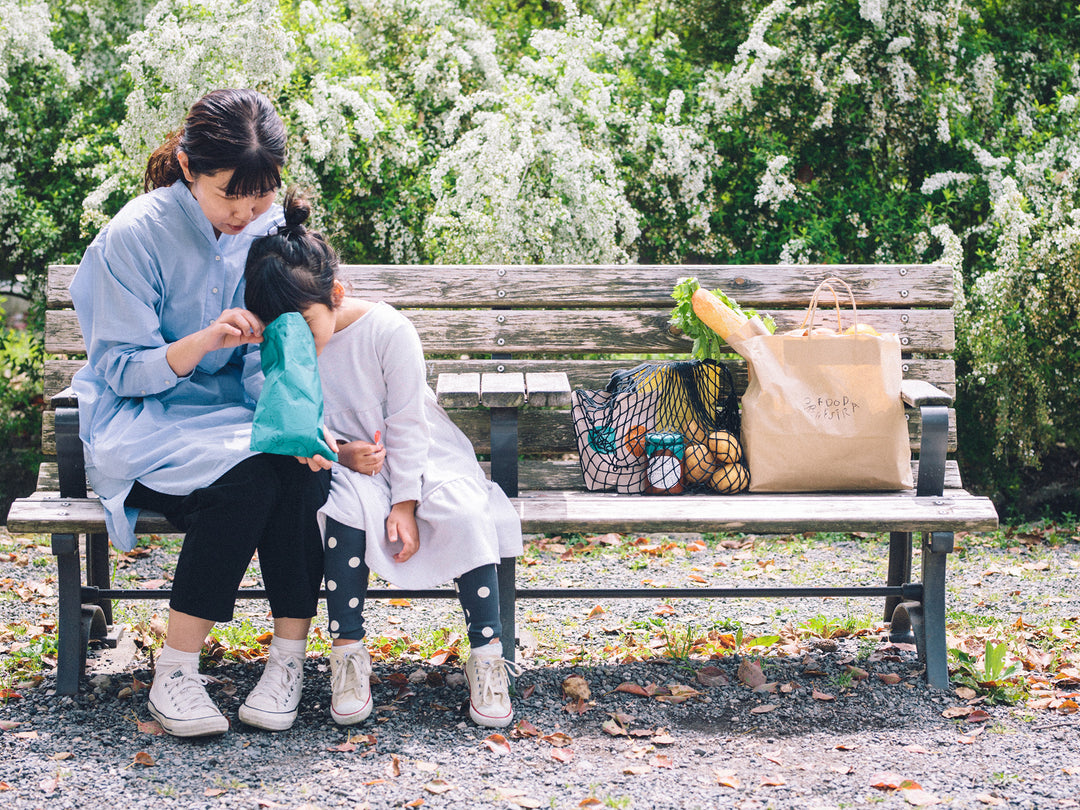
{"left": 69, "top": 180, "right": 282, "bottom": 551}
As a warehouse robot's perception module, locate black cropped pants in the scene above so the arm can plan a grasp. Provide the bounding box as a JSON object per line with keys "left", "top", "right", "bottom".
{"left": 126, "top": 454, "right": 330, "bottom": 623}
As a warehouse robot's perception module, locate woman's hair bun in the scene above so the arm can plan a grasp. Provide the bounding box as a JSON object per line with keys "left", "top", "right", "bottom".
{"left": 281, "top": 188, "right": 311, "bottom": 233}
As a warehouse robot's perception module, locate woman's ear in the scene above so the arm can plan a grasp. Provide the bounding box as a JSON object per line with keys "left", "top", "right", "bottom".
{"left": 331, "top": 280, "right": 346, "bottom": 307}
{"left": 177, "top": 150, "right": 195, "bottom": 183}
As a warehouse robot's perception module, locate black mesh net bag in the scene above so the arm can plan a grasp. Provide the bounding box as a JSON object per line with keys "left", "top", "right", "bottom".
{"left": 570, "top": 359, "right": 748, "bottom": 494}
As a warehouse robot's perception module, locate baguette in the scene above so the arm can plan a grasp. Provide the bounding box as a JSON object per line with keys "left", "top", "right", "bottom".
{"left": 691, "top": 288, "right": 748, "bottom": 340}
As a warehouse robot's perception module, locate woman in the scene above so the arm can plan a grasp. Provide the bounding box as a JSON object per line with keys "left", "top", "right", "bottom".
{"left": 70, "top": 89, "right": 334, "bottom": 737}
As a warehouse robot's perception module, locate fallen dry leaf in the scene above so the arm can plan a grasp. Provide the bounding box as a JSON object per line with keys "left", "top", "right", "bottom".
{"left": 975, "top": 794, "right": 1007, "bottom": 806}
{"left": 760, "top": 775, "right": 786, "bottom": 786}
{"left": 878, "top": 672, "right": 902, "bottom": 685}
{"left": 955, "top": 686, "right": 978, "bottom": 700}
{"left": 902, "top": 744, "right": 933, "bottom": 754}
{"left": 902, "top": 788, "right": 941, "bottom": 806}
{"left": 650, "top": 755, "right": 674, "bottom": 769}
{"left": 562, "top": 676, "right": 591, "bottom": 701}
{"left": 812, "top": 689, "right": 836, "bottom": 701}
{"left": 424, "top": 780, "right": 453, "bottom": 794}
{"left": 966, "top": 709, "right": 991, "bottom": 723}
{"left": 550, "top": 747, "right": 574, "bottom": 763}
{"left": 714, "top": 769, "right": 741, "bottom": 788}
{"left": 48, "top": 752, "right": 73, "bottom": 761}
{"left": 586, "top": 604, "right": 605, "bottom": 620}
{"left": 615, "top": 682, "right": 650, "bottom": 697}
{"left": 385, "top": 754, "right": 401, "bottom": 778}
{"left": 510, "top": 798, "right": 542, "bottom": 809}
{"left": 205, "top": 788, "right": 227, "bottom": 797}
{"left": 131, "top": 751, "right": 155, "bottom": 768}
{"left": 750, "top": 704, "right": 778, "bottom": 714}
{"left": 513, "top": 719, "right": 540, "bottom": 738}
{"left": 942, "top": 706, "right": 974, "bottom": 718}
{"left": 40, "top": 775, "right": 59, "bottom": 795}
{"left": 737, "top": 659, "right": 767, "bottom": 688}
{"left": 622, "top": 764, "right": 651, "bottom": 775}
{"left": 695, "top": 666, "right": 729, "bottom": 687}
{"left": 541, "top": 732, "right": 572, "bottom": 748}
{"left": 481, "top": 734, "right": 511, "bottom": 755}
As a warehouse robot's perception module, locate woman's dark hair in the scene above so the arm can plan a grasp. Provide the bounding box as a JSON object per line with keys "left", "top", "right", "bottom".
{"left": 145, "top": 88, "right": 286, "bottom": 196}
{"left": 244, "top": 189, "right": 339, "bottom": 324}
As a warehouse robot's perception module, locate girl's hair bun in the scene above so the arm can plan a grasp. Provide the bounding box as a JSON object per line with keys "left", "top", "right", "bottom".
{"left": 280, "top": 188, "right": 311, "bottom": 234}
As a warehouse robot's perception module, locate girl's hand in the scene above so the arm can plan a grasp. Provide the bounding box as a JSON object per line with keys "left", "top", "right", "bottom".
{"left": 387, "top": 500, "right": 419, "bottom": 563}
{"left": 339, "top": 431, "right": 386, "bottom": 477}
{"left": 295, "top": 428, "right": 339, "bottom": 471}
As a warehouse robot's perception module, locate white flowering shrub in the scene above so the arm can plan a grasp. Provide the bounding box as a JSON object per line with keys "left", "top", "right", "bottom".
{"left": 0, "top": 0, "right": 78, "bottom": 280}
{"left": 82, "top": 0, "right": 294, "bottom": 232}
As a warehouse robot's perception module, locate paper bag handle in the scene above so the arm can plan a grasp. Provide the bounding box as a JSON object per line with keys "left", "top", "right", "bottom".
{"left": 800, "top": 276, "right": 859, "bottom": 336}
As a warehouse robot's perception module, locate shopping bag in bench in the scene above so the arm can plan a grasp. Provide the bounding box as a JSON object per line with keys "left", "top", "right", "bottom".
{"left": 726, "top": 278, "right": 912, "bottom": 492}
{"left": 571, "top": 359, "right": 743, "bottom": 494}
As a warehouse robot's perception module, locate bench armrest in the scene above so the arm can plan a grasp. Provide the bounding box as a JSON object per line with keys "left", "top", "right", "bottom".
{"left": 52, "top": 388, "right": 88, "bottom": 499}
{"left": 436, "top": 371, "right": 571, "bottom": 497}
{"left": 901, "top": 378, "right": 952, "bottom": 408}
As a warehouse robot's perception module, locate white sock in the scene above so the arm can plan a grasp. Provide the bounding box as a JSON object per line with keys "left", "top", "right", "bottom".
{"left": 155, "top": 644, "right": 199, "bottom": 675}
{"left": 471, "top": 641, "right": 502, "bottom": 659}
{"left": 331, "top": 640, "right": 365, "bottom": 655}
{"left": 269, "top": 635, "right": 307, "bottom": 660}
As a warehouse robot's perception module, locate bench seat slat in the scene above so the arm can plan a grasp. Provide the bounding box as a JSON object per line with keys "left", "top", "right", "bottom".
{"left": 7, "top": 485, "right": 998, "bottom": 536}
{"left": 29, "top": 459, "right": 967, "bottom": 501}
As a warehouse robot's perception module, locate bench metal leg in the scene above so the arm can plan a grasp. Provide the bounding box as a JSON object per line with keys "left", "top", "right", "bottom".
{"left": 920, "top": 531, "right": 953, "bottom": 689}
{"left": 86, "top": 532, "right": 113, "bottom": 627}
{"left": 885, "top": 531, "right": 913, "bottom": 640}
{"left": 52, "top": 533, "right": 85, "bottom": 695}
{"left": 497, "top": 556, "right": 517, "bottom": 663}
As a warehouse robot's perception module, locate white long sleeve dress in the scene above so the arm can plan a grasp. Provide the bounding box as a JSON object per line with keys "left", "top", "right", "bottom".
{"left": 316, "top": 302, "right": 523, "bottom": 589}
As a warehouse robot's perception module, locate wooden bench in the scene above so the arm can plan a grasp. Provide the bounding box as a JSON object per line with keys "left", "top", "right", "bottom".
{"left": 8, "top": 262, "right": 1000, "bottom": 695}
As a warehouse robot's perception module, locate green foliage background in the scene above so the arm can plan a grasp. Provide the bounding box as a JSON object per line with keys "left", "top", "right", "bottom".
{"left": 1, "top": 0, "right": 1078, "bottom": 519}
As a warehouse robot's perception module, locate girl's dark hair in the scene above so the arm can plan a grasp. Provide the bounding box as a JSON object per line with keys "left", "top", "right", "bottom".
{"left": 244, "top": 189, "right": 339, "bottom": 324}
{"left": 145, "top": 88, "right": 286, "bottom": 196}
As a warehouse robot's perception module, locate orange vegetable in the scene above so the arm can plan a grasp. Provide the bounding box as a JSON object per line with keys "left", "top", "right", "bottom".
{"left": 624, "top": 425, "right": 648, "bottom": 457}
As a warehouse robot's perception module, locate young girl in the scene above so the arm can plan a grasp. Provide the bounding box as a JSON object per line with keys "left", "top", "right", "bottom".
{"left": 244, "top": 194, "right": 524, "bottom": 729}
{"left": 70, "top": 89, "right": 330, "bottom": 737}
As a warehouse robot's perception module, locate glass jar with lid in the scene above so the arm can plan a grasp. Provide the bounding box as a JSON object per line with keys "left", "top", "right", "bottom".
{"left": 644, "top": 432, "right": 685, "bottom": 494}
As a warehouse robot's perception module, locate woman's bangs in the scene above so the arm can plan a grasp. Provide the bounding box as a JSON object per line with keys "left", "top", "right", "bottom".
{"left": 225, "top": 153, "right": 282, "bottom": 198}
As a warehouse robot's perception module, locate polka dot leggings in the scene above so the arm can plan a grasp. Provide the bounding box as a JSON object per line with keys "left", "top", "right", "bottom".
{"left": 323, "top": 516, "right": 502, "bottom": 648}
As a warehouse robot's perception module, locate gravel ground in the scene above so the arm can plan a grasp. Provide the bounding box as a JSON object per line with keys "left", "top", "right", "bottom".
{"left": 2, "top": 526, "right": 1079, "bottom": 810}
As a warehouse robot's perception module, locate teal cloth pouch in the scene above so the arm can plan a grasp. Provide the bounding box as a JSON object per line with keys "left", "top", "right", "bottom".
{"left": 250, "top": 312, "right": 338, "bottom": 461}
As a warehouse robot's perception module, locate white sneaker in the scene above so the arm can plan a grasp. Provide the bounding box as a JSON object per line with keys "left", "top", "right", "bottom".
{"left": 148, "top": 664, "right": 229, "bottom": 737}
{"left": 238, "top": 653, "right": 304, "bottom": 731}
{"left": 464, "top": 652, "right": 522, "bottom": 729}
{"left": 328, "top": 645, "right": 373, "bottom": 726}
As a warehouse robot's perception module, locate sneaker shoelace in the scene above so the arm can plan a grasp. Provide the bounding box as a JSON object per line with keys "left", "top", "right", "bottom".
{"left": 251, "top": 655, "right": 301, "bottom": 704}
{"left": 473, "top": 657, "right": 523, "bottom": 704}
{"left": 332, "top": 650, "right": 372, "bottom": 698}
{"left": 161, "top": 668, "right": 219, "bottom": 714}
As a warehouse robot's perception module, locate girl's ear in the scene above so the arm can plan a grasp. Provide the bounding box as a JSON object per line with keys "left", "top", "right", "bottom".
{"left": 331, "top": 280, "right": 345, "bottom": 307}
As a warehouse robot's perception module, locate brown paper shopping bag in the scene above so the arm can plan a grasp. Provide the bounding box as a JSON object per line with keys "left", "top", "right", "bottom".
{"left": 726, "top": 278, "right": 913, "bottom": 492}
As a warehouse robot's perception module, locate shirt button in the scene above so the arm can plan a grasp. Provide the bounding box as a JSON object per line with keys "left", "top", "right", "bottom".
{"left": 215, "top": 256, "right": 221, "bottom": 261}
{"left": 212, "top": 287, "right": 219, "bottom": 294}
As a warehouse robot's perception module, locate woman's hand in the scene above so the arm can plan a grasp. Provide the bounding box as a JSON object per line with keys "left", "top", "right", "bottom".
{"left": 386, "top": 500, "right": 419, "bottom": 563}
{"left": 167, "top": 308, "right": 265, "bottom": 377}
{"left": 295, "top": 427, "right": 339, "bottom": 471}
{"left": 338, "top": 432, "right": 386, "bottom": 477}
